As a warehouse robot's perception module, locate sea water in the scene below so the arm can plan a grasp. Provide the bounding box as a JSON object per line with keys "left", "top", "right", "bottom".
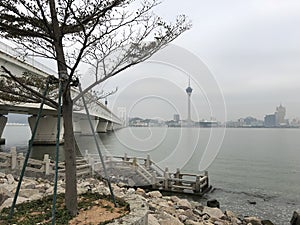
{"left": 1, "top": 125, "right": 300, "bottom": 224}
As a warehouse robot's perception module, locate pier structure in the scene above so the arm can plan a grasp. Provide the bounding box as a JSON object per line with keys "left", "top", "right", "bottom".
{"left": 0, "top": 148, "right": 211, "bottom": 195}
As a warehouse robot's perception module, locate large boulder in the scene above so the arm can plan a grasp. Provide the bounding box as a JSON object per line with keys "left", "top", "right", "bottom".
{"left": 291, "top": 211, "right": 300, "bottom": 225}
{"left": 207, "top": 199, "right": 220, "bottom": 208}
{"left": 0, "top": 197, "right": 29, "bottom": 211}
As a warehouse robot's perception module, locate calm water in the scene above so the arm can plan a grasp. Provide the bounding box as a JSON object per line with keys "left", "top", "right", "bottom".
{"left": 1, "top": 125, "right": 300, "bottom": 224}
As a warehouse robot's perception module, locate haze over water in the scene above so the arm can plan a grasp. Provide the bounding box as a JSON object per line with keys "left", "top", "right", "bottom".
{"left": 1, "top": 125, "right": 300, "bottom": 224}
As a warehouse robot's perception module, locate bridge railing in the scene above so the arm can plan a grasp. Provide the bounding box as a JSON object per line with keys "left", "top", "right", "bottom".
{"left": 0, "top": 40, "right": 56, "bottom": 75}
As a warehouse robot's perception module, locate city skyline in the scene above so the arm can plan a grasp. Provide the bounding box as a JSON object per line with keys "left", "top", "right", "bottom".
{"left": 97, "top": 0, "right": 300, "bottom": 122}
{"left": 127, "top": 103, "right": 300, "bottom": 124}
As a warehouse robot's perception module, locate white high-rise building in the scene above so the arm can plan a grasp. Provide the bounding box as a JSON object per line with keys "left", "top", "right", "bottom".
{"left": 275, "top": 104, "right": 286, "bottom": 126}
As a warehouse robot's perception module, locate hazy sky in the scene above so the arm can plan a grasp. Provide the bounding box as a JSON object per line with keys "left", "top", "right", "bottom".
{"left": 3, "top": 1, "right": 298, "bottom": 122}
{"left": 97, "top": 0, "right": 300, "bottom": 122}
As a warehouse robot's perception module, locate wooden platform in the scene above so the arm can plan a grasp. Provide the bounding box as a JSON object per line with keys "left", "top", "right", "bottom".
{"left": 0, "top": 148, "right": 211, "bottom": 195}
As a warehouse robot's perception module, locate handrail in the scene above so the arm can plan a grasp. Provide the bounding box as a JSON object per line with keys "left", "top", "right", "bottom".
{"left": 0, "top": 41, "right": 56, "bottom": 75}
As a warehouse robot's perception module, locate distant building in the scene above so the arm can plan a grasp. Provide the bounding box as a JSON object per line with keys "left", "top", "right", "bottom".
{"left": 196, "top": 120, "right": 219, "bottom": 127}
{"left": 264, "top": 104, "right": 287, "bottom": 127}
{"left": 275, "top": 104, "right": 286, "bottom": 126}
{"left": 264, "top": 114, "right": 276, "bottom": 127}
{"left": 173, "top": 114, "right": 180, "bottom": 122}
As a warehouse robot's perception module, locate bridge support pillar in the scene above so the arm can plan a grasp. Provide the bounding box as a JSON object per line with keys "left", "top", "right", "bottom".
{"left": 0, "top": 115, "right": 7, "bottom": 144}
{"left": 28, "top": 115, "right": 64, "bottom": 145}
{"left": 73, "top": 115, "right": 81, "bottom": 133}
{"left": 79, "top": 117, "right": 98, "bottom": 135}
{"left": 106, "top": 121, "right": 113, "bottom": 132}
{"left": 96, "top": 121, "right": 108, "bottom": 133}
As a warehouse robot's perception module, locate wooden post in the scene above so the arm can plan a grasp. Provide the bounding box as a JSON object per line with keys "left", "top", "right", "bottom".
{"left": 124, "top": 153, "right": 128, "bottom": 161}
{"left": 11, "top": 147, "right": 17, "bottom": 170}
{"left": 44, "top": 154, "right": 50, "bottom": 175}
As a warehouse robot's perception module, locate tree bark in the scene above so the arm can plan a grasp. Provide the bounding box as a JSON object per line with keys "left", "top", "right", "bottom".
{"left": 62, "top": 88, "right": 78, "bottom": 216}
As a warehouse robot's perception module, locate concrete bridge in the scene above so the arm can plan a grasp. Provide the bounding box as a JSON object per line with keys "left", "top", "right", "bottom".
{"left": 0, "top": 41, "right": 123, "bottom": 145}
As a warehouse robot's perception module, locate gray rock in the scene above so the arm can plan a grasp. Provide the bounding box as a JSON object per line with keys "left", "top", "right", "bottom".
{"left": 207, "top": 199, "right": 220, "bottom": 208}
{"left": 19, "top": 189, "right": 39, "bottom": 198}
{"left": 148, "top": 214, "right": 160, "bottom": 225}
{"left": 193, "top": 208, "right": 203, "bottom": 217}
{"left": 261, "top": 220, "right": 275, "bottom": 225}
{"left": 23, "top": 182, "right": 36, "bottom": 189}
{"left": 171, "top": 196, "right": 180, "bottom": 203}
{"left": 244, "top": 216, "right": 262, "bottom": 225}
{"left": 159, "top": 215, "right": 183, "bottom": 225}
{"left": 135, "top": 188, "right": 146, "bottom": 196}
{"left": 127, "top": 188, "right": 135, "bottom": 194}
{"left": 184, "top": 220, "right": 204, "bottom": 225}
{"left": 0, "top": 193, "right": 9, "bottom": 206}
{"left": 177, "top": 199, "right": 192, "bottom": 210}
{"left": 0, "top": 197, "right": 28, "bottom": 211}
{"left": 202, "top": 206, "right": 225, "bottom": 219}
{"left": 6, "top": 174, "right": 15, "bottom": 184}
{"left": 0, "top": 172, "right": 5, "bottom": 178}
{"left": 148, "top": 191, "right": 162, "bottom": 198}
{"left": 178, "top": 214, "right": 188, "bottom": 222}
{"left": 29, "top": 193, "right": 43, "bottom": 201}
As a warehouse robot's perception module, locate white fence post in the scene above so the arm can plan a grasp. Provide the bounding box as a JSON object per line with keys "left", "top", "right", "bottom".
{"left": 43, "top": 154, "right": 50, "bottom": 175}
{"left": 11, "top": 147, "right": 17, "bottom": 170}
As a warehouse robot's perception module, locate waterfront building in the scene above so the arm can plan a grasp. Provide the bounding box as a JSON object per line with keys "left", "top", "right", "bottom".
{"left": 173, "top": 114, "right": 180, "bottom": 122}
{"left": 275, "top": 104, "right": 286, "bottom": 126}
{"left": 264, "top": 114, "right": 276, "bottom": 127}
{"left": 264, "top": 104, "right": 288, "bottom": 127}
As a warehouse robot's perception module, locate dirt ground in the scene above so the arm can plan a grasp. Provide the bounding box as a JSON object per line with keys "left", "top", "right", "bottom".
{"left": 68, "top": 199, "right": 128, "bottom": 225}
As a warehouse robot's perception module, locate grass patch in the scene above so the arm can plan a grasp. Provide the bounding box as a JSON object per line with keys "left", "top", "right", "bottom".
{"left": 0, "top": 192, "right": 129, "bottom": 225}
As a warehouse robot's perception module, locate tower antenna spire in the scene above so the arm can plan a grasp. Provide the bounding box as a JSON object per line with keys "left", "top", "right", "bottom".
{"left": 186, "top": 75, "right": 193, "bottom": 126}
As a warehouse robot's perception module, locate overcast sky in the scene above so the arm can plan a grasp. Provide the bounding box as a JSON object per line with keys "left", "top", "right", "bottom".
{"left": 97, "top": 0, "right": 300, "bottom": 122}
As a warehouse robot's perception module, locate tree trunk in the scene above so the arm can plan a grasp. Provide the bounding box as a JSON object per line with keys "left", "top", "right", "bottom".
{"left": 48, "top": 0, "right": 78, "bottom": 215}
{"left": 62, "top": 87, "right": 78, "bottom": 216}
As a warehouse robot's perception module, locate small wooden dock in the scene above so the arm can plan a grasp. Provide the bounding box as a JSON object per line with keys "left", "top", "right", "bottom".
{"left": 0, "top": 148, "right": 211, "bottom": 195}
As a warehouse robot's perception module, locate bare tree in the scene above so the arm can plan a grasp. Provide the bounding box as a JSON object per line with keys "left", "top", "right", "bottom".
{"left": 0, "top": 0, "right": 190, "bottom": 215}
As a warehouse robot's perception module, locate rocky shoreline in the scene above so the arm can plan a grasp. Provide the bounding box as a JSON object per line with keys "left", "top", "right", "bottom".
{"left": 0, "top": 172, "right": 298, "bottom": 225}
